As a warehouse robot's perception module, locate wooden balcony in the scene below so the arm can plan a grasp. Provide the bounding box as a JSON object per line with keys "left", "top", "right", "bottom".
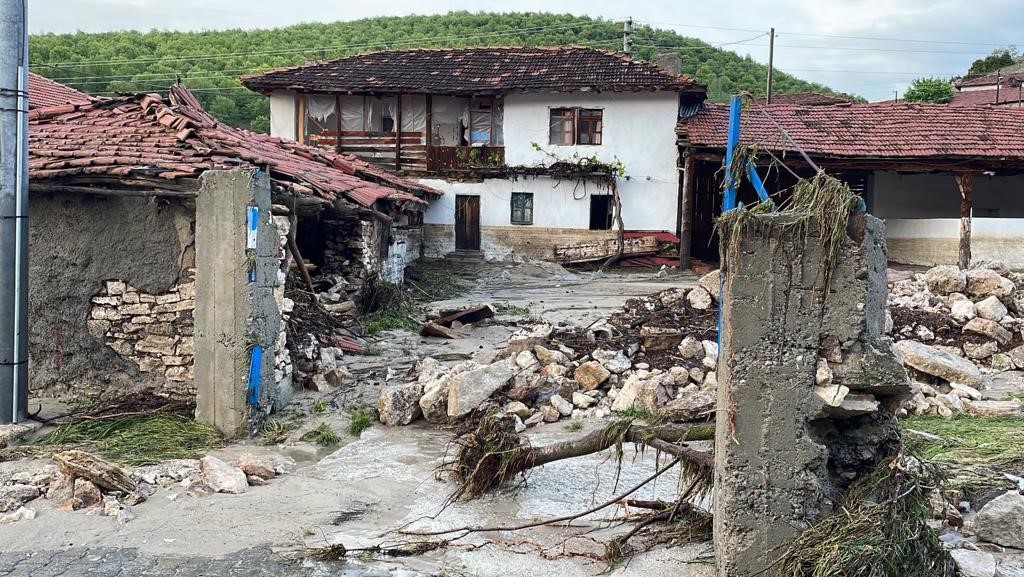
{"left": 426, "top": 146, "right": 505, "bottom": 172}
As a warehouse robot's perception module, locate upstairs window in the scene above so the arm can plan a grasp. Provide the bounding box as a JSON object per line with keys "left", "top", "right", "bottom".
{"left": 549, "top": 108, "right": 603, "bottom": 146}
{"left": 510, "top": 192, "right": 534, "bottom": 225}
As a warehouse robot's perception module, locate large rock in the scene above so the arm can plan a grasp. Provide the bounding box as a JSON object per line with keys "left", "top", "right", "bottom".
{"left": 592, "top": 349, "right": 632, "bottom": 374}
{"left": 687, "top": 286, "right": 713, "bottom": 310}
{"left": 697, "top": 269, "right": 722, "bottom": 302}
{"left": 534, "top": 345, "right": 569, "bottom": 367}
{"left": 447, "top": 362, "right": 515, "bottom": 417}
{"left": 660, "top": 388, "right": 716, "bottom": 421}
{"left": 0, "top": 485, "right": 39, "bottom": 512}
{"left": 975, "top": 296, "right": 1008, "bottom": 322}
{"left": 550, "top": 394, "right": 573, "bottom": 416}
{"left": 950, "top": 549, "right": 996, "bottom": 577}
{"left": 966, "top": 269, "right": 1016, "bottom": 298}
{"left": 964, "top": 340, "right": 999, "bottom": 360}
{"left": 574, "top": 361, "right": 610, "bottom": 390}
{"left": 924, "top": 265, "right": 966, "bottom": 295}
{"left": 975, "top": 491, "right": 1024, "bottom": 548}
{"left": 73, "top": 478, "right": 103, "bottom": 508}
{"left": 963, "top": 318, "right": 1014, "bottom": 345}
{"left": 678, "top": 336, "right": 704, "bottom": 360}
{"left": 419, "top": 376, "right": 450, "bottom": 423}
{"left": 950, "top": 299, "right": 977, "bottom": 323}
{"left": 895, "top": 340, "right": 984, "bottom": 387}
{"left": 1009, "top": 345, "right": 1024, "bottom": 369}
{"left": 378, "top": 383, "right": 423, "bottom": 426}
{"left": 611, "top": 374, "right": 666, "bottom": 412}
{"left": 514, "top": 350, "right": 541, "bottom": 371}
{"left": 199, "top": 456, "right": 248, "bottom": 494}
{"left": 640, "top": 326, "right": 682, "bottom": 351}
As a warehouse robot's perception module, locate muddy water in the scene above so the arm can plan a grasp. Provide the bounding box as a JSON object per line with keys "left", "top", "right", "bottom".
{"left": 309, "top": 422, "right": 714, "bottom": 576}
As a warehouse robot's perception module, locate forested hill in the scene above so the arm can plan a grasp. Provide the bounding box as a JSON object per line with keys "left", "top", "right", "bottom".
{"left": 29, "top": 12, "right": 843, "bottom": 132}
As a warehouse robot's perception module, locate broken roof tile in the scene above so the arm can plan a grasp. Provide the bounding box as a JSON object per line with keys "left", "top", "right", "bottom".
{"left": 29, "top": 82, "right": 440, "bottom": 208}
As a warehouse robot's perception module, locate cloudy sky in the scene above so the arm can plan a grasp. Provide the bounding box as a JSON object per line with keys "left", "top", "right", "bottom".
{"left": 27, "top": 0, "right": 1023, "bottom": 101}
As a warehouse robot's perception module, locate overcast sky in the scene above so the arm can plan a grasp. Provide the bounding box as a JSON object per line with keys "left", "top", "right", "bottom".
{"left": 27, "top": 0, "right": 1024, "bottom": 101}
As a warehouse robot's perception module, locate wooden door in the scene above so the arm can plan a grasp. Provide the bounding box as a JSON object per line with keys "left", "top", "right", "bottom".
{"left": 455, "top": 195, "right": 480, "bottom": 251}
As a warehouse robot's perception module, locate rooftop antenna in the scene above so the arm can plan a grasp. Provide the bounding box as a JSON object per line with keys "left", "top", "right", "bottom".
{"left": 623, "top": 17, "right": 634, "bottom": 56}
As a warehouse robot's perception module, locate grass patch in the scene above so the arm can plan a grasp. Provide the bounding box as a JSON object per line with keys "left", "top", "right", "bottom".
{"left": 771, "top": 452, "right": 954, "bottom": 577}
{"left": 902, "top": 415, "right": 1024, "bottom": 468}
{"left": 349, "top": 407, "right": 377, "bottom": 437}
{"left": 616, "top": 407, "right": 662, "bottom": 424}
{"left": 260, "top": 419, "right": 297, "bottom": 445}
{"left": 494, "top": 302, "right": 530, "bottom": 316}
{"left": 312, "top": 399, "right": 329, "bottom": 414}
{"left": 362, "top": 310, "right": 420, "bottom": 335}
{"left": 37, "top": 413, "right": 222, "bottom": 466}
{"left": 302, "top": 423, "right": 340, "bottom": 446}
{"left": 409, "top": 267, "right": 468, "bottom": 302}
{"left": 564, "top": 420, "right": 583, "bottom": 432}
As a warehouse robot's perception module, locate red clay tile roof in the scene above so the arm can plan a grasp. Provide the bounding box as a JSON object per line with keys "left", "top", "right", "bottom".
{"left": 678, "top": 101, "right": 1024, "bottom": 160}
{"left": 28, "top": 72, "right": 90, "bottom": 109}
{"left": 956, "top": 72, "right": 1024, "bottom": 88}
{"left": 755, "top": 92, "right": 852, "bottom": 106}
{"left": 951, "top": 87, "right": 1024, "bottom": 106}
{"left": 29, "top": 84, "right": 439, "bottom": 207}
{"left": 241, "top": 46, "right": 699, "bottom": 95}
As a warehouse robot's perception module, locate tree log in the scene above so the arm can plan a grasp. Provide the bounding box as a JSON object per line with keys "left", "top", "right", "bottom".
{"left": 524, "top": 423, "right": 714, "bottom": 470}
{"left": 52, "top": 450, "right": 138, "bottom": 495}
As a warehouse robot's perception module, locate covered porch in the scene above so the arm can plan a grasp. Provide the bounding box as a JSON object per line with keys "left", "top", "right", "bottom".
{"left": 296, "top": 93, "right": 505, "bottom": 173}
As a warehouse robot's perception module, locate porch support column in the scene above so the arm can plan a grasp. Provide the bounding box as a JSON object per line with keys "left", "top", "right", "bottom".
{"left": 395, "top": 94, "right": 403, "bottom": 171}
{"left": 954, "top": 173, "right": 973, "bottom": 269}
{"left": 678, "top": 151, "right": 695, "bottom": 270}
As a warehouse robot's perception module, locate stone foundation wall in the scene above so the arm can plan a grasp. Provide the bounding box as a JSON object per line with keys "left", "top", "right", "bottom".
{"left": 88, "top": 273, "right": 196, "bottom": 397}
{"left": 422, "top": 224, "right": 619, "bottom": 261}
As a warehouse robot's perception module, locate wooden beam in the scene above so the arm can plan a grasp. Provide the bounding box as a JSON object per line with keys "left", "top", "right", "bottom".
{"left": 335, "top": 94, "right": 343, "bottom": 155}
{"left": 679, "top": 152, "right": 695, "bottom": 270}
{"left": 955, "top": 173, "right": 974, "bottom": 269}
{"left": 30, "top": 183, "right": 198, "bottom": 198}
{"left": 395, "top": 94, "right": 403, "bottom": 171}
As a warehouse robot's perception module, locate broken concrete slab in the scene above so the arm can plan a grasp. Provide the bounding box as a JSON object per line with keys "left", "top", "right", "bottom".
{"left": 895, "top": 340, "right": 985, "bottom": 387}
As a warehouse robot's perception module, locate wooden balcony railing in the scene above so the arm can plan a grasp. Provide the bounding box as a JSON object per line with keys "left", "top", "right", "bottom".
{"left": 427, "top": 146, "right": 505, "bottom": 172}
{"left": 306, "top": 132, "right": 504, "bottom": 174}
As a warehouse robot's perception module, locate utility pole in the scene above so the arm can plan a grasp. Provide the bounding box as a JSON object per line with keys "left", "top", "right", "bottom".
{"left": 996, "top": 73, "right": 1002, "bottom": 104}
{"left": 765, "top": 27, "right": 775, "bottom": 104}
{"left": 0, "top": 0, "right": 29, "bottom": 424}
{"left": 623, "top": 17, "right": 634, "bottom": 57}
{"left": 893, "top": 90, "right": 898, "bottom": 102}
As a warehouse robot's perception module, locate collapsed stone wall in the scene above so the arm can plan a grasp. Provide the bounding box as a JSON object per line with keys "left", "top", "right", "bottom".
{"left": 28, "top": 191, "right": 194, "bottom": 399}
{"left": 715, "top": 213, "right": 908, "bottom": 577}
{"left": 87, "top": 274, "right": 196, "bottom": 397}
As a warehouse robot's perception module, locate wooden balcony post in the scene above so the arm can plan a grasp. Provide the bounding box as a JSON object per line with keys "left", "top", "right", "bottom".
{"left": 955, "top": 173, "right": 973, "bottom": 269}
{"left": 395, "top": 94, "right": 402, "bottom": 171}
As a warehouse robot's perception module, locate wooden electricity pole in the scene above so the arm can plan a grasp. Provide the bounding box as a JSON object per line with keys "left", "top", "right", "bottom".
{"left": 765, "top": 28, "right": 775, "bottom": 104}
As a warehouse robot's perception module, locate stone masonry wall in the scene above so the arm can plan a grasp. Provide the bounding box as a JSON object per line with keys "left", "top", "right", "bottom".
{"left": 421, "top": 223, "right": 619, "bottom": 261}
{"left": 88, "top": 272, "right": 196, "bottom": 397}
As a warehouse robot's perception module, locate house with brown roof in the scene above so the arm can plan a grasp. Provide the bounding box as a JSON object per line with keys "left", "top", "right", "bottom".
{"left": 27, "top": 80, "right": 438, "bottom": 434}
{"left": 242, "top": 47, "right": 705, "bottom": 261}
{"left": 952, "top": 72, "right": 1024, "bottom": 107}
{"left": 677, "top": 101, "right": 1024, "bottom": 268}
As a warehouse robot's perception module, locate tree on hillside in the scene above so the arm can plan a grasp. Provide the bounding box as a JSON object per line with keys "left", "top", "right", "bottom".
{"left": 28, "top": 12, "right": 852, "bottom": 130}
{"left": 966, "top": 48, "right": 1019, "bottom": 79}
{"left": 903, "top": 77, "right": 954, "bottom": 104}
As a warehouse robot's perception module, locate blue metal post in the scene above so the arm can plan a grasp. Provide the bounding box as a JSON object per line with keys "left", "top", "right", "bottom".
{"left": 722, "top": 95, "right": 742, "bottom": 213}
{"left": 719, "top": 95, "right": 743, "bottom": 353}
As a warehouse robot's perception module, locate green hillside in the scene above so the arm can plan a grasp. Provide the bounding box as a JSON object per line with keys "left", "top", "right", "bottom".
{"left": 30, "top": 12, "right": 844, "bottom": 132}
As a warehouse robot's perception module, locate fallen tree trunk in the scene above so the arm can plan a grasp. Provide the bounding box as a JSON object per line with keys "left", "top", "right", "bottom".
{"left": 525, "top": 423, "right": 714, "bottom": 470}
{"left": 449, "top": 417, "right": 714, "bottom": 499}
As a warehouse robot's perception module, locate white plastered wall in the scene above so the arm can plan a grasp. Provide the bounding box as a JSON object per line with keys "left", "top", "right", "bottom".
{"left": 421, "top": 91, "right": 681, "bottom": 233}
{"left": 870, "top": 171, "right": 1024, "bottom": 267}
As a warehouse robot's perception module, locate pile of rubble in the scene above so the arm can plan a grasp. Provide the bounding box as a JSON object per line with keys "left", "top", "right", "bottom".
{"left": 377, "top": 272, "right": 725, "bottom": 428}
{"left": 887, "top": 263, "right": 1024, "bottom": 417}
{"left": 931, "top": 484, "right": 1024, "bottom": 577}
{"left": 0, "top": 450, "right": 293, "bottom": 525}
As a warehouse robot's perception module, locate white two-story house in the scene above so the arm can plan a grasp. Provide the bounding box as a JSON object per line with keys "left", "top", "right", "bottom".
{"left": 242, "top": 46, "right": 706, "bottom": 261}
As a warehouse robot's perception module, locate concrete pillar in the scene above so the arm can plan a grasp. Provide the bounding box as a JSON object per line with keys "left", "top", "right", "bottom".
{"left": 193, "top": 169, "right": 280, "bottom": 436}
{"left": 714, "top": 213, "right": 907, "bottom": 577}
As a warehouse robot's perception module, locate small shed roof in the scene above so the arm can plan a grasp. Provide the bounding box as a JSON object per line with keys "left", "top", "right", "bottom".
{"left": 29, "top": 84, "right": 440, "bottom": 207}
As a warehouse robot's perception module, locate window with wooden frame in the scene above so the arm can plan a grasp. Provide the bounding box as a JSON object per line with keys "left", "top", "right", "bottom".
{"left": 510, "top": 192, "right": 534, "bottom": 225}
{"left": 548, "top": 107, "right": 602, "bottom": 146}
